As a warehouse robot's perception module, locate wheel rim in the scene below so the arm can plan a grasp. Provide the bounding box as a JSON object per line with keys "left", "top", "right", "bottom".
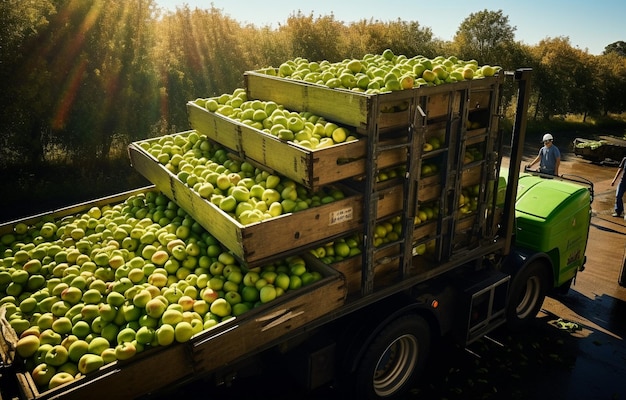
{"left": 516, "top": 275, "right": 541, "bottom": 319}
{"left": 372, "top": 334, "right": 418, "bottom": 397}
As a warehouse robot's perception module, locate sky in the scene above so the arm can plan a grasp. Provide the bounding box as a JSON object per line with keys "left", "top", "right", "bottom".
{"left": 155, "top": 0, "right": 624, "bottom": 56}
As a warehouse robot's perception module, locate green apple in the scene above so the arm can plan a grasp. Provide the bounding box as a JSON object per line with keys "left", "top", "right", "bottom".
{"left": 274, "top": 273, "right": 291, "bottom": 291}
{"left": 114, "top": 342, "right": 137, "bottom": 361}
{"left": 242, "top": 271, "right": 259, "bottom": 287}
{"left": 241, "top": 286, "right": 259, "bottom": 303}
{"left": 18, "top": 296, "right": 38, "bottom": 314}
{"left": 224, "top": 291, "right": 242, "bottom": 305}
{"left": 135, "top": 326, "right": 155, "bottom": 345}
{"left": 259, "top": 285, "right": 277, "bottom": 303}
{"left": 31, "top": 362, "right": 56, "bottom": 388}
{"left": 37, "top": 312, "right": 55, "bottom": 330}
{"left": 138, "top": 314, "right": 159, "bottom": 329}
{"left": 98, "top": 303, "right": 118, "bottom": 322}
{"left": 127, "top": 267, "right": 145, "bottom": 284}
{"left": 80, "top": 304, "right": 100, "bottom": 323}
{"left": 48, "top": 371, "right": 75, "bottom": 389}
{"left": 111, "top": 277, "right": 133, "bottom": 295}
{"left": 151, "top": 250, "right": 169, "bottom": 266}
{"left": 87, "top": 337, "right": 109, "bottom": 356}
{"left": 68, "top": 339, "right": 89, "bottom": 362}
{"left": 122, "top": 303, "right": 142, "bottom": 322}
{"left": 81, "top": 288, "right": 102, "bottom": 305}
{"left": 156, "top": 324, "right": 175, "bottom": 346}
{"left": 100, "top": 347, "right": 117, "bottom": 364}
{"left": 232, "top": 302, "right": 250, "bottom": 316}
{"left": 161, "top": 309, "right": 184, "bottom": 325}
{"left": 16, "top": 335, "right": 40, "bottom": 358}
{"left": 145, "top": 297, "right": 167, "bottom": 319}
{"left": 174, "top": 321, "right": 193, "bottom": 343}
{"left": 106, "top": 287, "right": 125, "bottom": 308}
{"left": 57, "top": 361, "right": 79, "bottom": 376}
{"left": 33, "top": 344, "right": 53, "bottom": 366}
{"left": 45, "top": 344, "right": 69, "bottom": 367}
{"left": 201, "top": 287, "right": 219, "bottom": 304}
{"left": 133, "top": 289, "right": 152, "bottom": 308}
{"left": 40, "top": 329, "right": 62, "bottom": 346}
{"left": 148, "top": 272, "right": 168, "bottom": 288}
{"left": 51, "top": 316, "right": 73, "bottom": 335}
{"left": 163, "top": 287, "right": 184, "bottom": 304}
{"left": 50, "top": 300, "right": 70, "bottom": 317}
{"left": 192, "top": 299, "right": 210, "bottom": 316}
{"left": 177, "top": 295, "right": 195, "bottom": 311}
{"left": 209, "top": 298, "right": 231, "bottom": 318}
{"left": 71, "top": 320, "right": 91, "bottom": 339}
{"left": 78, "top": 353, "right": 104, "bottom": 374}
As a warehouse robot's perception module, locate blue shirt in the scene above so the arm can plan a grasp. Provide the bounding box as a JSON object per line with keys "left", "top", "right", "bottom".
{"left": 538, "top": 145, "right": 560, "bottom": 175}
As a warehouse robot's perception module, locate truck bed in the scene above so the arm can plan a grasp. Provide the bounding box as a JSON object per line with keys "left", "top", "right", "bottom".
{"left": 0, "top": 188, "right": 346, "bottom": 400}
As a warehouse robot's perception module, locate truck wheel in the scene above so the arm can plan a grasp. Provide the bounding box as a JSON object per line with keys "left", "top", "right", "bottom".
{"left": 353, "top": 315, "right": 430, "bottom": 399}
{"left": 506, "top": 261, "right": 549, "bottom": 331}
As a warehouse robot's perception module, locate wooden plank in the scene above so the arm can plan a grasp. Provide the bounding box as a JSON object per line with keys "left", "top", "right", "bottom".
{"left": 188, "top": 102, "right": 369, "bottom": 189}
{"left": 26, "top": 345, "right": 193, "bottom": 400}
{"left": 245, "top": 71, "right": 371, "bottom": 130}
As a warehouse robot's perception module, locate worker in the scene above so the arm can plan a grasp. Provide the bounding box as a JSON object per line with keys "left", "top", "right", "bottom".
{"left": 527, "top": 133, "right": 561, "bottom": 176}
{"left": 610, "top": 156, "right": 626, "bottom": 217}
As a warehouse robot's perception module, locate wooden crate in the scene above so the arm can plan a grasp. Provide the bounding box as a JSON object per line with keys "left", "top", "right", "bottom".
{"left": 244, "top": 71, "right": 501, "bottom": 134}
{"left": 187, "top": 102, "right": 404, "bottom": 190}
{"left": 190, "top": 255, "right": 346, "bottom": 369}
{"left": 1, "top": 259, "right": 345, "bottom": 400}
{"left": 128, "top": 144, "right": 363, "bottom": 265}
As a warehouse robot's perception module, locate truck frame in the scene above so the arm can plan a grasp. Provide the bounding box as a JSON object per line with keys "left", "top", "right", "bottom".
{"left": 0, "top": 68, "right": 593, "bottom": 400}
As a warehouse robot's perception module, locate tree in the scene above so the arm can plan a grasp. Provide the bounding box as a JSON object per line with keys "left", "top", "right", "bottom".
{"left": 0, "top": 0, "right": 56, "bottom": 167}
{"left": 452, "top": 9, "right": 516, "bottom": 65}
{"left": 596, "top": 52, "right": 626, "bottom": 115}
{"left": 604, "top": 41, "right": 626, "bottom": 57}
{"left": 280, "top": 11, "right": 345, "bottom": 62}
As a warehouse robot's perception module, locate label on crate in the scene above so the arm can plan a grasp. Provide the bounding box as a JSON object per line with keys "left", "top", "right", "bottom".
{"left": 329, "top": 207, "right": 354, "bottom": 226}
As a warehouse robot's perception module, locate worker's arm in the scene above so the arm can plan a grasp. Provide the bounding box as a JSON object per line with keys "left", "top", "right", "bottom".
{"left": 527, "top": 154, "right": 540, "bottom": 169}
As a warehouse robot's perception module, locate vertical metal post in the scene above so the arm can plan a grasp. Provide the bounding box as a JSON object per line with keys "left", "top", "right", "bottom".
{"left": 502, "top": 68, "right": 532, "bottom": 255}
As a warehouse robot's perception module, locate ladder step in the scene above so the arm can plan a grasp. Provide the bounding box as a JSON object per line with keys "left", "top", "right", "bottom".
{"left": 377, "top": 141, "right": 411, "bottom": 152}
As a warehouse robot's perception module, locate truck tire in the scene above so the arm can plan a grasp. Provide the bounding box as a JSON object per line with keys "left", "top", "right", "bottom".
{"left": 506, "top": 261, "right": 549, "bottom": 331}
{"left": 352, "top": 315, "right": 430, "bottom": 400}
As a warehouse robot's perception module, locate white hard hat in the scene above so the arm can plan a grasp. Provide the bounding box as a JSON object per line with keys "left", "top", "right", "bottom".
{"left": 542, "top": 133, "right": 553, "bottom": 142}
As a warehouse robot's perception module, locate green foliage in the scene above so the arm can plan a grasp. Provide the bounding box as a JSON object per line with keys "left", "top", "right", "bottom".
{"left": 453, "top": 9, "right": 516, "bottom": 65}
{"left": 0, "top": 1, "right": 625, "bottom": 218}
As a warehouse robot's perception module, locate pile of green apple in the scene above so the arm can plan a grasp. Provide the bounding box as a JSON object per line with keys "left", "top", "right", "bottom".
{"left": 466, "top": 119, "right": 483, "bottom": 130}
{"left": 193, "top": 89, "right": 359, "bottom": 150}
{"left": 257, "top": 49, "right": 501, "bottom": 93}
{"left": 459, "top": 184, "right": 480, "bottom": 215}
{"left": 463, "top": 145, "right": 484, "bottom": 165}
{"left": 0, "top": 190, "right": 323, "bottom": 391}
{"left": 376, "top": 165, "right": 406, "bottom": 183}
{"left": 139, "top": 131, "right": 347, "bottom": 225}
{"left": 421, "top": 162, "right": 439, "bottom": 178}
{"left": 414, "top": 201, "right": 439, "bottom": 225}
{"left": 309, "top": 233, "right": 362, "bottom": 264}
{"left": 423, "top": 135, "right": 445, "bottom": 153}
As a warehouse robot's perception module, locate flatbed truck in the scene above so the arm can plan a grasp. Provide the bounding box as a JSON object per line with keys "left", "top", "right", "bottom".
{"left": 0, "top": 67, "right": 593, "bottom": 400}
